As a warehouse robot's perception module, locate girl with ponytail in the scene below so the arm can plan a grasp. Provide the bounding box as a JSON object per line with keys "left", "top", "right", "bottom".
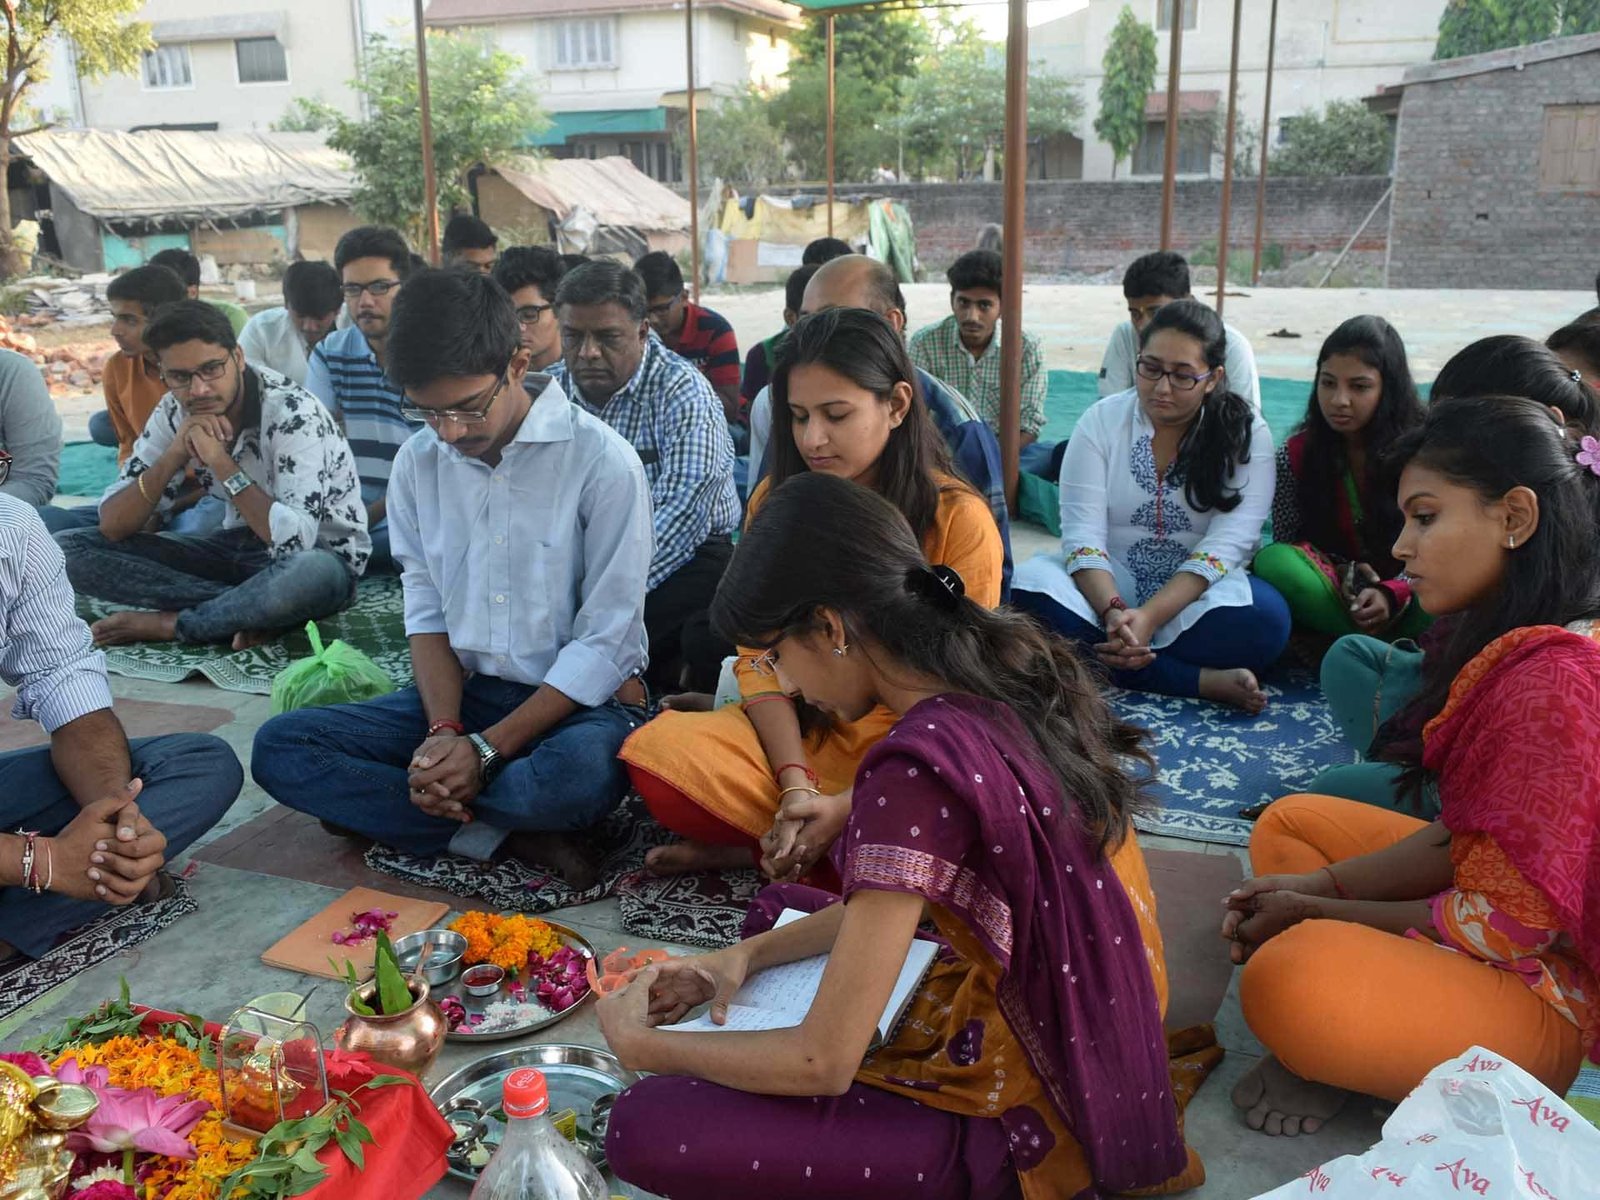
{"left": 1013, "top": 299, "right": 1290, "bottom": 712}
{"left": 598, "top": 471, "right": 1197, "bottom": 1199}
{"left": 1224, "top": 396, "right": 1600, "bottom": 1139}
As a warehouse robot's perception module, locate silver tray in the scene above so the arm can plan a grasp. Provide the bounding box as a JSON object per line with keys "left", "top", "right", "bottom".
{"left": 439, "top": 919, "right": 597, "bottom": 1043}
{"left": 430, "top": 1043, "right": 638, "bottom": 1183}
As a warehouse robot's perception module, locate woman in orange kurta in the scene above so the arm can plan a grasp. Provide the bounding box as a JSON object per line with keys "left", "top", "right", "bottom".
{"left": 1223, "top": 396, "right": 1600, "bottom": 1136}
{"left": 622, "top": 307, "right": 1004, "bottom": 879}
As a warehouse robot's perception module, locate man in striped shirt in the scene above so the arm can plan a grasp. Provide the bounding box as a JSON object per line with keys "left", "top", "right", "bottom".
{"left": 0, "top": 488, "right": 241, "bottom": 967}
{"left": 635, "top": 251, "right": 742, "bottom": 426}
{"left": 549, "top": 261, "right": 740, "bottom": 694}
{"left": 305, "top": 226, "right": 423, "bottom": 570}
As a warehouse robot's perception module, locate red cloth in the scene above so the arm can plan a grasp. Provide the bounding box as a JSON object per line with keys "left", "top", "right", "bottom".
{"left": 1424, "top": 627, "right": 1600, "bottom": 984}
{"left": 672, "top": 302, "right": 741, "bottom": 395}
{"left": 134, "top": 1008, "right": 452, "bottom": 1200}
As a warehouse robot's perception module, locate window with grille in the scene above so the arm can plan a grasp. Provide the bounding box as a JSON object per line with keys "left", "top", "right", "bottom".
{"left": 236, "top": 37, "right": 289, "bottom": 84}
{"left": 553, "top": 18, "right": 617, "bottom": 69}
{"left": 1539, "top": 105, "right": 1600, "bottom": 192}
{"left": 1156, "top": 0, "right": 1199, "bottom": 31}
{"left": 142, "top": 44, "right": 193, "bottom": 90}
{"left": 1132, "top": 119, "right": 1212, "bottom": 175}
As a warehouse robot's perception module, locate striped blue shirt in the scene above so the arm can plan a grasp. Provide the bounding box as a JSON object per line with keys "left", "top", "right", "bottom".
{"left": 0, "top": 494, "right": 113, "bottom": 733}
{"left": 303, "top": 325, "right": 421, "bottom": 492}
{"left": 550, "top": 335, "right": 739, "bottom": 590}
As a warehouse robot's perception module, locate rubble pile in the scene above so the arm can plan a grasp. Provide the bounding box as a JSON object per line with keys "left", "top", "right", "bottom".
{"left": 17, "top": 274, "right": 115, "bottom": 323}
{"left": 0, "top": 314, "right": 112, "bottom": 398}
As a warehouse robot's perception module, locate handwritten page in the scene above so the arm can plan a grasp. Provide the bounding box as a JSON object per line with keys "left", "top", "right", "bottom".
{"left": 663, "top": 908, "right": 937, "bottom": 1041}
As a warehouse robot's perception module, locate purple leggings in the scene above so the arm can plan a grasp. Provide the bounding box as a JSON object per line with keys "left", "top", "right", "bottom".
{"left": 604, "top": 884, "right": 1022, "bottom": 1200}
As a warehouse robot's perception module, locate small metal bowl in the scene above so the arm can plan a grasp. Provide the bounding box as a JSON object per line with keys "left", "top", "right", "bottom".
{"left": 462, "top": 964, "right": 506, "bottom": 997}
{"left": 393, "top": 929, "right": 468, "bottom": 986}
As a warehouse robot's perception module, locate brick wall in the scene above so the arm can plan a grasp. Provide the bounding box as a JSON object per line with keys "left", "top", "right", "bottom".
{"left": 1388, "top": 46, "right": 1600, "bottom": 289}
{"left": 855, "top": 176, "right": 1393, "bottom": 277}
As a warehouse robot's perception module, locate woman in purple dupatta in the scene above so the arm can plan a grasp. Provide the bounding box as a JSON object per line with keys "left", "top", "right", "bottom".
{"left": 596, "top": 473, "right": 1191, "bottom": 1199}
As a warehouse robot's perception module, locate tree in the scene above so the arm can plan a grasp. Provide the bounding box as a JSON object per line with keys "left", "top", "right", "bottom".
{"left": 768, "top": 64, "right": 898, "bottom": 182}
{"left": 1272, "top": 100, "right": 1392, "bottom": 177}
{"left": 1095, "top": 6, "right": 1159, "bottom": 180}
{"left": 0, "top": 1, "right": 150, "bottom": 275}
{"left": 789, "top": 9, "right": 928, "bottom": 105}
{"left": 674, "top": 88, "right": 788, "bottom": 187}
{"left": 321, "top": 32, "right": 544, "bottom": 247}
{"left": 273, "top": 97, "right": 339, "bottom": 133}
{"left": 1432, "top": 0, "right": 1599, "bottom": 58}
{"left": 900, "top": 46, "right": 1082, "bottom": 181}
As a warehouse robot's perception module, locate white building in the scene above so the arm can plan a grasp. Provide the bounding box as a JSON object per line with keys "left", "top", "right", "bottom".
{"left": 1033, "top": 0, "right": 1450, "bottom": 180}
{"left": 30, "top": 0, "right": 416, "bottom": 133}
{"left": 424, "top": 0, "right": 801, "bottom": 183}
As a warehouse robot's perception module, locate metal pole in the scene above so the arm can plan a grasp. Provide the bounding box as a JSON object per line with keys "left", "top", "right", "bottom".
{"left": 1214, "top": 0, "right": 1243, "bottom": 315}
{"left": 999, "top": 0, "right": 1027, "bottom": 508}
{"left": 1251, "top": 0, "right": 1279, "bottom": 285}
{"left": 686, "top": 0, "right": 701, "bottom": 303}
{"left": 413, "top": 0, "right": 439, "bottom": 264}
{"left": 1316, "top": 183, "right": 1393, "bottom": 288}
{"left": 1158, "top": 0, "right": 1184, "bottom": 250}
{"left": 826, "top": 14, "right": 836, "bottom": 236}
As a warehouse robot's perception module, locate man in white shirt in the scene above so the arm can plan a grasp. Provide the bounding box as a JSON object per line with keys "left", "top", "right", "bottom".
{"left": 1098, "top": 251, "right": 1260, "bottom": 408}
{"left": 0, "top": 490, "right": 241, "bottom": 966}
{"left": 252, "top": 269, "right": 653, "bottom": 886}
{"left": 237, "top": 261, "right": 343, "bottom": 386}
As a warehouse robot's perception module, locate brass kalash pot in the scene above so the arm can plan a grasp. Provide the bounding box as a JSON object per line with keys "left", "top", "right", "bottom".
{"left": 0, "top": 1061, "right": 100, "bottom": 1200}
{"left": 334, "top": 979, "right": 446, "bottom": 1076}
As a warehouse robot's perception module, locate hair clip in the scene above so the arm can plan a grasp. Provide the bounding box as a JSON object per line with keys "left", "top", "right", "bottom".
{"left": 905, "top": 563, "right": 966, "bottom": 611}
{"left": 1573, "top": 369, "right": 1585, "bottom": 384}
{"left": 1577, "top": 435, "right": 1600, "bottom": 477}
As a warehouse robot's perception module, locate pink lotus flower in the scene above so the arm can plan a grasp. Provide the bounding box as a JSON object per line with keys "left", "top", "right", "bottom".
{"left": 0, "top": 1050, "right": 50, "bottom": 1077}
{"left": 73, "top": 1181, "right": 138, "bottom": 1199}
{"left": 67, "top": 1086, "right": 210, "bottom": 1160}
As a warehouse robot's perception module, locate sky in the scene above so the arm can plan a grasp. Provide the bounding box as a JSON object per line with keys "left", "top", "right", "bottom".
{"left": 967, "top": 0, "right": 1091, "bottom": 36}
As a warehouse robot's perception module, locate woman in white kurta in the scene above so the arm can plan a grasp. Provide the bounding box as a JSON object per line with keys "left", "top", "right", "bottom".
{"left": 1014, "top": 300, "right": 1290, "bottom": 712}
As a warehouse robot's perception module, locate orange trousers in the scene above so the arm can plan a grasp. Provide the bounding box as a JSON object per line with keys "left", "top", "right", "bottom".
{"left": 1240, "top": 794, "right": 1585, "bottom": 1102}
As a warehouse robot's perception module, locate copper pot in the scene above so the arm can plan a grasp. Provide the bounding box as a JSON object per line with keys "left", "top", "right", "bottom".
{"left": 334, "top": 980, "right": 447, "bottom": 1077}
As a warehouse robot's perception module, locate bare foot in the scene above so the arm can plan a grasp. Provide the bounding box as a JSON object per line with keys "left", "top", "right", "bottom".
{"left": 644, "top": 841, "right": 751, "bottom": 876}
{"left": 91, "top": 611, "right": 178, "bottom": 646}
{"left": 659, "top": 692, "right": 714, "bottom": 713}
{"left": 231, "top": 629, "right": 278, "bottom": 651}
{"left": 1199, "top": 667, "right": 1268, "bottom": 714}
{"left": 1232, "top": 1055, "right": 1348, "bottom": 1136}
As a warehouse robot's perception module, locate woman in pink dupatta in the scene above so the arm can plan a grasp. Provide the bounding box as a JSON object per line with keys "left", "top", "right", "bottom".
{"left": 595, "top": 472, "right": 1192, "bottom": 1199}
{"left": 1223, "top": 396, "right": 1600, "bottom": 1137}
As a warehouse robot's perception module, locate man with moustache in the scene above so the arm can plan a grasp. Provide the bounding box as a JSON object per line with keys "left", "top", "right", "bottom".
{"left": 304, "top": 226, "right": 422, "bottom": 570}
{"left": 252, "top": 270, "right": 651, "bottom": 886}
{"left": 55, "top": 301, "right": 368, "bottom": 650}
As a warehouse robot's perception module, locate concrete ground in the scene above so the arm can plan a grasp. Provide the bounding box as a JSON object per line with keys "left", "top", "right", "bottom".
{"left": 16, "top": 280, "right": 1591, "bottom": 1196}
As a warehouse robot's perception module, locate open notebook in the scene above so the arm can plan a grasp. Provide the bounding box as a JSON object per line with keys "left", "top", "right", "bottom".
{"left": 663, "top": 908, "right": 939, "bottom": 1047}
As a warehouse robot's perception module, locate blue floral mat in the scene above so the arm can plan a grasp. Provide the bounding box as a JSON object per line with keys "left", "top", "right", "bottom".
{"left": 1111, "top": 664, "right": 1357, "bottom": 848}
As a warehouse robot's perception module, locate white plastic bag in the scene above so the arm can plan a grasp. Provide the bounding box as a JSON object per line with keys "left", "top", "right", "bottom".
{"left": 1251, "top": 1046, "right": 1600, "bottom": 1198}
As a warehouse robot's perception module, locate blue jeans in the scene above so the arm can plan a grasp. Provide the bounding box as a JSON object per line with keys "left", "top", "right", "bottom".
{"left": 1014, "top": 575, "right": 1292, "bottom": 699}
{"left": 0, "top": 733, "right": 243, "bottom": 957}
{"left": 57, "top": 526, "right": 356, "bottom": 644}
{"left": 40, "top": 495, "right": 227, "bottom": 537}
{"left": 251, "top": 677, "right": 645, "bottom": 858}
{"left": 88, "top": 409, "right": 118, "bottom": 447}
{"left": 361, "top": 481, "right": 393, "bottom": 573}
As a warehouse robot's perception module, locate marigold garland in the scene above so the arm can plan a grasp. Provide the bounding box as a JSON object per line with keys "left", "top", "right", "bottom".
{"left": 54, "top": 1035, "right": 258, "bottom": 1199}
{"left": 447, "top": 911, "right": 564, "bottom": 973}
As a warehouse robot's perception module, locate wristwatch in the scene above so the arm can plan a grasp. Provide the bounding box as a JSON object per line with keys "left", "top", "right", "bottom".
{"left": 467, "top": 733, "right": 505, "bottom": 785}
{"left": 222, "top": 470, "right": 254, "bottom": 497}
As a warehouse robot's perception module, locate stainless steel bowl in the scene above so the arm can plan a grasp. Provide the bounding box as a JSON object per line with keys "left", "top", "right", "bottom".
{"left": 392, "top": 928, "right": 468, "bottom": 985}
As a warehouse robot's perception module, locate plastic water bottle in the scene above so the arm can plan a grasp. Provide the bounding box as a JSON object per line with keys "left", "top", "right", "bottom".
{"left": 469, "top": 1068, "right": 609, "bottom": 1200}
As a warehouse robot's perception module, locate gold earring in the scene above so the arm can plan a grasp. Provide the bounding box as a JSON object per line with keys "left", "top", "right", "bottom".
{"left": 1507, "top": 535, "right": 1516, "bottom": 549}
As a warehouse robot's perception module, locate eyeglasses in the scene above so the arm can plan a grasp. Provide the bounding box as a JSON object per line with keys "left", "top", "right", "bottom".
{"left": 162, "top": 357, "right": 232, "bottom": 390}
{"left": 645, "top": 299, "right": 678, "bottom": 318}
{"left": 516, "top": 304, "right": 552, "bottom": 326}
{"left": 401, "top": 367, "right": 511, "bottom": 427}
{"left": 340, "top": 279, "right": 400, "bottom": 299}
{"left": 746, "top": 649, "right": 780, "bottom": 677}
{"left": 1135, "top": 357, "right": 1215, "bottom": 392}
{"left": 0, "top": 450, "right": 10, "bottom": 487}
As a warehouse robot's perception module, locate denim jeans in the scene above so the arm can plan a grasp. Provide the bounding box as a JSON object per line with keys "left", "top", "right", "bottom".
{"left": 251, "top": 676, "right": 646, "bottom": 858}
{"left": 0, "top": 733, "right": 243, "bottom": 957}
{"left": 57, "top": 526, "right": 356, "bottom": 644}
{"left": 360, "top": 480, "right": 392, "bottom": 573}
{"left": 40, "top": 496, "right": 229, "bottom": 538}
{"left": 88, "top": 409, "right": 118, "bottom": 447}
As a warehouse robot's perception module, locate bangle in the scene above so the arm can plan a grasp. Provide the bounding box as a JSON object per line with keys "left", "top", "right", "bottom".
{"left": 136, "top": 473, "right": 154, "bottom": 504}
{"left": 19, "top": 831, "right": 37, "bottom": 893}
{"left": 1099, "top": 595, "right": 1127, "bottom": 621}
{"left": 427, "top": 719, "right": 466, "bottom": 737}
{"left": 1322, "top": 864, "right": 1350, "bottom": 900}
{"left": 38, "top": 838, "right": 52, "bottom": 894}
{"left": 774, "top": 762, "right": 819, "bottom": 786}
{"left": 778, "top": 786, "right": 821, "bottom": 802}
{"left": 741, "top": 693, "right": 791, "bottom": 711}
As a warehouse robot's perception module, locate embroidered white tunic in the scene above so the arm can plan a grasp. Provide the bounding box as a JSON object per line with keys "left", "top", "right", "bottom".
{"left": 1012, "top": 388, "right": 1275, "bottom": 649}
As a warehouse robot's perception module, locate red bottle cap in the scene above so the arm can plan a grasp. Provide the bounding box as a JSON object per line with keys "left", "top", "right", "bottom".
{"left": 502, "top": 1068, "right": 550, "bottom": 1119}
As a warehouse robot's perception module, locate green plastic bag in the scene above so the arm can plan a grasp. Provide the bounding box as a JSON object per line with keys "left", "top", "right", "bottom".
{"left": 270, "top": 621, "right": 395, "bottom": 715}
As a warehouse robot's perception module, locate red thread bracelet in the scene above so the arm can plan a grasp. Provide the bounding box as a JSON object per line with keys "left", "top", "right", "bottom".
{"left": 427, "top": 719, "right": 466, "bottom": 737}
{"left": 774, "top": 761, "right": 819, "bottom": 786}
{"left": 1322, "top": 865, "right": 1351, "bottom": 900}
{"left": 1099, "top": 596, "right": 1127, "bottom": 620}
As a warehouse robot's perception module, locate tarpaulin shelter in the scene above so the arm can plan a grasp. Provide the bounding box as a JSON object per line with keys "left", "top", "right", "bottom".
{"left": 474, "top": 155, "right": 692, "bottom": 259}
{"left": 712, "top": 191, "right": 917, "bottom": 284}
{"left": 13, "top": 129, "right": 360, "bottom": 272}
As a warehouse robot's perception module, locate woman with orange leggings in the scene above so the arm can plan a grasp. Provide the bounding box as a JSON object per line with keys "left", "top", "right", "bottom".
{"left": 1223, "top": 396, "right": 1600, "bottom": 1136}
